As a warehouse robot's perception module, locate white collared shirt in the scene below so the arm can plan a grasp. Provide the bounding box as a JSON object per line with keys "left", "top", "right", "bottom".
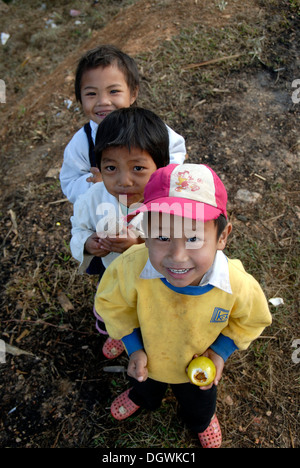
{"left": 140, "top": 250, "right": 232, "bottom": 294}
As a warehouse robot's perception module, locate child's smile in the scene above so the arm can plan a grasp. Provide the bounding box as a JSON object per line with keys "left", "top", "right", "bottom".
{"left": 145, "top": 214, "right": 231, "bottom": 287}
{"left": 165, "top": 266, "right": 198, "bottom": 285}
{"left": 167, "top": 267, "right": 194, "bottom": 277}
{"left": 80, "top": 65, "right": 138, "bottom": 125}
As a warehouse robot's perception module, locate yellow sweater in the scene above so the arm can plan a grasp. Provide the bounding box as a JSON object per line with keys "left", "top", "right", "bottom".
{"left": 95, "top": 244, "right": 272, "bottom": 384}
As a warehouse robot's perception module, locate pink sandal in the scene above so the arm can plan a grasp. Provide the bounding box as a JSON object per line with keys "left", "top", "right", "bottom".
{"left": 102, "top": 337, "right": 124, "bottom": 359}
{"left": 198, "top": 415, "right": 222, "bottom": 448}
{"left": 111, "top": 388, "right": 140, "bottom": 421}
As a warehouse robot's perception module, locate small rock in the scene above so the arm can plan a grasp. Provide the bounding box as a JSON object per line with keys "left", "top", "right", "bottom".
{"left": 46, "top": 167, "right": 60, "bottom": 178}
{"left": 236, "top": 189, "right": 262, "bottom": 204}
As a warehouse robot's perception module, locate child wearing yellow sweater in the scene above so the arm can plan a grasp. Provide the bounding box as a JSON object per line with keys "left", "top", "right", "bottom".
{"left": 95, "top": 163, "right": 272, "bottom": 448}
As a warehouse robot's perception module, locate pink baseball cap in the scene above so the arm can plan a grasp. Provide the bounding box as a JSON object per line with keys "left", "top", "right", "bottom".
{"left": 129, "top": 164, "right": 227, "bottom": 221}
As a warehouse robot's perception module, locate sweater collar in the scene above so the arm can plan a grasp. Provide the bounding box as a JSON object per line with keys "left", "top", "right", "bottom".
{"left": 140, "top": 250, "right": 232, "bottom": 295}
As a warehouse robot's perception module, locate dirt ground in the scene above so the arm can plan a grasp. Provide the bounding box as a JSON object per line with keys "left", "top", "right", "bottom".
{"left": 0, "top": 0, "right": 299, "bottom": 449}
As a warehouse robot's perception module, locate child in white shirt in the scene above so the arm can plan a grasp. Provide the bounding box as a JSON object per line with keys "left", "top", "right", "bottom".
{"left": 60, "top": 45, "right": 187, "bottom": 204}
{"left": 71, "top": 107, "right": 171, "bottom": 359}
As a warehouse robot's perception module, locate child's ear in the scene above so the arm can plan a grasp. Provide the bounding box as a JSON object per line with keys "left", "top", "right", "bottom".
{"left": 217, "top": 223, "right": 232, "bottom": 250}
{"left": 130, "top": 86, "right": 139, "bottom": 105}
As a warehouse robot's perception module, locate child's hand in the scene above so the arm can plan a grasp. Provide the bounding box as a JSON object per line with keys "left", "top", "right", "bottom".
{"left": 101, "top": 229, "right": 141, "bottom": 254}
{"left": 188, "top": 349, "right": 224, "bottom": 391}
{"left": 86, "top": 167, "right": 102, "bottom": 184}
{"left": 127, "top": 349, "right": 148, "bottom": 383}
{"left": 84, "top": 233, "right": 110, "bottom": 257}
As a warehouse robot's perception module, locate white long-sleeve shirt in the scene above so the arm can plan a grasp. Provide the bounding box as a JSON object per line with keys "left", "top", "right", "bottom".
{"left": 70, "top": 181, "right": 143, "bottom": 272}
{"left": 60, "top": 120, "right": 187, "bottom": 204}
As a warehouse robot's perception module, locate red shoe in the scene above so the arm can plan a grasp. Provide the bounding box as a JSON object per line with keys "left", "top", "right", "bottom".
{"left": 102, "top": 337, "right": 124, "bottom": 359}
{"left": 198, "top": 415, "right": 222, "bottom": 448}
{"left": 111, "top": 388, "right": 140, "bottom": 421}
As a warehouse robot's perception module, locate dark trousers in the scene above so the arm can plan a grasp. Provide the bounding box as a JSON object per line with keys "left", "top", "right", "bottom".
{"left": 88, "top": 257, "right": 109, "bottom": 334}
{"left": 128, "top": 377, "right": 217, "bottom": 433}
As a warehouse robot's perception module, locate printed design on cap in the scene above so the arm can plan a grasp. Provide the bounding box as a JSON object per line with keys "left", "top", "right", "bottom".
{"left": 169, "top": 165, "right": 217, "bottom": 208}
{"left": 175, "top": 170, "right": 201, "bottom": 192}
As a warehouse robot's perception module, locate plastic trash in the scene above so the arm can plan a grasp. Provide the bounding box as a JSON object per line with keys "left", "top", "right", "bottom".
{"left": 1, "top": 32, "right": 10, "bottom": 45}
{"left": 269, "top": 297, "right": 284, "bottom": 307}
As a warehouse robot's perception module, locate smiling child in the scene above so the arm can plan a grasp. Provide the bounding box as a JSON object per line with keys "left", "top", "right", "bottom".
{"left": 94, "top": 163, "right": 272, "bottom": 448}
{"left": 60, "top": 45, "right": 186, "bottom": 204}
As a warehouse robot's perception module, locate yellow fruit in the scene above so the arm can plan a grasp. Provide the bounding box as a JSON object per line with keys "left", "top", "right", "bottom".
{"left": 187, "top": 356, "right": 216, "bottom": 387}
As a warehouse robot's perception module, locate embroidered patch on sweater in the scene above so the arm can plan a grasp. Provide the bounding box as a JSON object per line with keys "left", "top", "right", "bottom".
{"left": 210, "top": 307, "right": 230, "bottom": 323}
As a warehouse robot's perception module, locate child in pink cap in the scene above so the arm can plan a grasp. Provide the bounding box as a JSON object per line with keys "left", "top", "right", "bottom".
{"left": 95, "top": 163, "right": 272, "bottom": 448}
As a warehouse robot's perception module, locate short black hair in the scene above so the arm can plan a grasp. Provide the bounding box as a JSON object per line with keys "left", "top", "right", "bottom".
{"left": 95, "top": 107, "right": 170, "bottom": 170}
{"left": 75, "top": 44, "right": 140, "bottom": 103}
{"left": 214, "top": 214, "right": 228, "bottom": 239}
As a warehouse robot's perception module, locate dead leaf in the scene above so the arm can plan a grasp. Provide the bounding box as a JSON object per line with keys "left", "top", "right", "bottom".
{"left": 57, "top": 291, "right": 74, "bottom": 312}
{"left": 16, "top": 329, "right": 30, "bottom": 343}
{"left": 225, "top": 395, "right": 234, "bottom": 406}
{"left": 5, "top": 342, "right": 36, "bottom": 358}
{"left": 8, "top": 209, "right": 18, "bottom": 236}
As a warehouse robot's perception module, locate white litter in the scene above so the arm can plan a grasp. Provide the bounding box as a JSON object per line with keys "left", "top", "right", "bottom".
{"left": 64, "top": 99, "right": 73, "bottom": 109}
{"left": 1, "top": 32, "right": 10, "bottom": 45}
{"left": 269, "top": 297, "right": 284, "bottom": 307}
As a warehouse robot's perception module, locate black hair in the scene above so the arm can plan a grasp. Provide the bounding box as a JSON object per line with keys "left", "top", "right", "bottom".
{"left": 75, "top": 44, "right": 140, "bottom": 103}
{"left": 95, "top": 107, "right": 170, "bottom": 170}
{"left": 214, "top": 214, "right": 228, "bottom": 239}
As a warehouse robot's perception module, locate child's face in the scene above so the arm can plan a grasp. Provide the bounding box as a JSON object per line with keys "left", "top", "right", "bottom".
{"left": 80, "top": 64, "right": 138, "bottom": 125}
{"left": 145, "top": 213, "right": 231, "bottom": 287}
{"left": 100, "top": 146, "right": 157, "bottom": 207}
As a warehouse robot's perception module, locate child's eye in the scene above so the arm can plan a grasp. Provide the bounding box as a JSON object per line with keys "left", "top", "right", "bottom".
{"left": 187, "top": 237, "right": 204, "bottom": 243}
{"left": 85, "top": 92, "right": 96, "bottom": 96}
{"left": 157, "top": 236, "right": 170, "bottom": 242}
{"left": 104, "top": 165, "right": 116, "bottom": 172}
{"left": 133, "top": 166, "right": 144, "bottom": 172}
{"left": 187, "top": 236, "right": 198, "bottom": 243}
{"left": 110, "top": 89, "right": 121, "bottom": 95}
{"left": 185, "top": 237, "right": 204, "bottom": 248}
